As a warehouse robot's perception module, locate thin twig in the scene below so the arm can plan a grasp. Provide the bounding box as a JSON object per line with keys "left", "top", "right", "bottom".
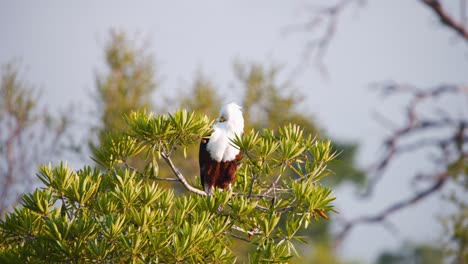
{"left": 227, "top": 232, "right": 251, "bottom": 242}
{"left": 283, "top": 0, "right": 364, "bottom": 79}
{"left": 261, "top": 164, "right": 287, "bottom": 197}
{"left": 231, "top": 225, "right": 262, "bottom": 237}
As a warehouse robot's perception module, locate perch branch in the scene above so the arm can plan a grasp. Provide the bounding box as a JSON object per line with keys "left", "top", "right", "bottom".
{"left": 160, "top": 152, "right": 207, "bottom": 196}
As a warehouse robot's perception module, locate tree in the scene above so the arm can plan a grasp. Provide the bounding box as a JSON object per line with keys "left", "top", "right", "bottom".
{"left": 0, "top": 109, "right": 337, "bottom": 263}
{"left": 91, "top": 30, "right": 158, "bottom": 150}
{"left": 0, "top": 63, "right": 70, "bottom": 217}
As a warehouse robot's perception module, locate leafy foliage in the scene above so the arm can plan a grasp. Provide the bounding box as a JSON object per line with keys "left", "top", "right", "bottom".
{"left": 0, "top": 109, "right": 337, "bottom": 263}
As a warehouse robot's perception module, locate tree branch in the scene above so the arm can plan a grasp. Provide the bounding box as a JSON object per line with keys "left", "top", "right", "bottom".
{"left": 160, "top": 152, "right": 207, "bottom": 196}
{"left": 230, "top": 225, "right": 262, "bottom": 242}
{"left": 422, "top": 0, "right": 468, "bottom": 41}
{"left": 227, "top": 232, "right": 251, "bottom": 242}
{"left": 335, "top": 170, "right": 451, "bottom": 248}
{"left": 364, "top": 84, "right": 467, "bottom": 196}
{"left": 152, "top": 177, "right": 181, "bottom": 181}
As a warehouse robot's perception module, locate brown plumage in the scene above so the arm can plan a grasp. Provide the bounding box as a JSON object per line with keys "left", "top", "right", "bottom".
{"left": 199, "top": 137, "right": 242, "bottom": 193}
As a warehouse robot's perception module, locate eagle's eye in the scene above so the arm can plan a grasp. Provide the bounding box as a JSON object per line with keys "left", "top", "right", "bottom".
{"left": 219, "top": 116, "right": 226, "bottom": 122}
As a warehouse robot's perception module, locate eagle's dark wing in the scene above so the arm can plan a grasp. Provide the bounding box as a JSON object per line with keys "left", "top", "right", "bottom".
{"left": 199, "top": 137, "right": 213, "bottom": 193}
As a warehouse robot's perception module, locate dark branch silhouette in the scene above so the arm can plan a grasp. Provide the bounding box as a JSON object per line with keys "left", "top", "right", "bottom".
{"left": 422, "top": 0, "right": 468, "bottom": 41}
{"left": 336, "top": 170, "right": 451, "bottom": 247}
{"left": 288, "top": 0, "right": 467, "bottom": 79}
{"left": 364, "top": 84, "right": 468, "bottom": 195}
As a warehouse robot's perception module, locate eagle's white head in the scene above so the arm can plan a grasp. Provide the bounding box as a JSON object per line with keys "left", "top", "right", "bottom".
{"left": 206, "top": 102, "right": 244, "bottom": 162}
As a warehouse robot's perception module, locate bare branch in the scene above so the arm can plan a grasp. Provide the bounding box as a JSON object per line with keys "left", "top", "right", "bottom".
{"left": 160, "top": 152, "right": 207, "bottom": 196}
{"left": 152, "top": 177, "right": 181, "bottom": 181}
{"left": 123, "top": 162, "right": 180, "bottom": 182}
{"left": 364, "top": 84, "right": 468, "bottom": 196}
{"left": 227, "top": 232, "right": 251, "bottom": 242}
{"left": 336, "top": 83, "right": 468, "bottom": 247}
{"left": 336, "top": 170, "right": 451, "bottom": 248}
{"left": 422, "top": 0, "right": 468, "bottom": 41}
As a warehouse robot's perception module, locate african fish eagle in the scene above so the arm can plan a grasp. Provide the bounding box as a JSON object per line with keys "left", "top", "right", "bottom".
{"left": 199, "top": 102, "right": 244, "bottom": 194}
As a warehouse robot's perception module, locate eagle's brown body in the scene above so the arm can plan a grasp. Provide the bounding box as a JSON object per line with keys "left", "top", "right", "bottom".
{"left": 199, "top": 137, "right": 242, "bottom": 192}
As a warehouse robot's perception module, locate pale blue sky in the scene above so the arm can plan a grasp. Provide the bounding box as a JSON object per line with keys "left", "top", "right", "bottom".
{"left": 1, "top": 0, "right": 467, "bottom": 262}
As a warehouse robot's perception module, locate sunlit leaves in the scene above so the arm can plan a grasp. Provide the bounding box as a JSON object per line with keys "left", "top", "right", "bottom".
{"left": 87, "top": 238, "right": 114, "bottom": 260}
{"left": 125, "top": 110, "right": 171, "bottom": 144}
{"left": 197, "top": 189, "right": 231, "bottom": 213}
{"left": 258, "top": 129, "right": 280, "bottom": 159}
{"left": 229, "top": 195, "right": 258, "bottom": 217}
{"left": 232, "top": 129, "right": 260, "bottom": 153}
{"left": 37, "top": 163, "right": 74, "bottom": 194}
{"left": 44, "top": 215, "right": 72, "bottom": 242}
{"left": 126, "top": 109, "right": 212, "bottom": 152}
{"left": 121, "top": 109, "right": 213, "bottom": 176}
{"left": 21, "top": 189, "right": 56, "bottom": 217}
{"left": 171, "top": 215, "right": 212, "bottom": 262}
{"left": 291, "top": 182, "right": 335, "bottom": 218}
{"left": 91, "top": 133, "right": 146, "bottom": 169}
{"left": 65, "top": 171, "right": 101, "bottom": 208}
{"left": 258, "top": 212, "right": 281, "bottom": 238}
{"left": 168, "top": 109, "right": 212, "bottom": 144}
{"left": 101, "top": 215, "right": 127, "bottom": 240}
{"left": 1, "top": 207, "right": 42, "bottom": 237}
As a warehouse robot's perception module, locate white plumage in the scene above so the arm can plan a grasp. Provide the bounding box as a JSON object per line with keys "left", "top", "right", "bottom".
{"left": 206, "top": 102, "right": 244, "bottom": 162}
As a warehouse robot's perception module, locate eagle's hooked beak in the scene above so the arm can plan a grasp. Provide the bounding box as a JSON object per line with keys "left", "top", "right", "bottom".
{"left": 219, "top": 116, "right": 226, "bottom": 122}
